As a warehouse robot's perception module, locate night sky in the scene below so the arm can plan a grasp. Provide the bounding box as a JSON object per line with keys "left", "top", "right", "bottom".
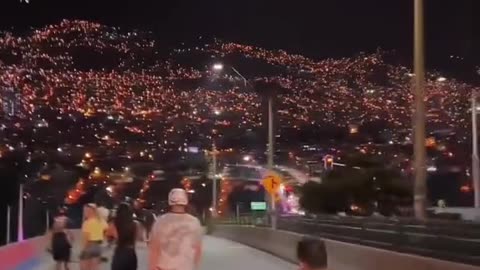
{"left": 0, "top": 0, "right": 478, "bottom": 72}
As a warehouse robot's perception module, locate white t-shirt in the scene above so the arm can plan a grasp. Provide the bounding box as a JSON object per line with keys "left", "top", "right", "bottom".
{"left": 54, "top": 215, "right": 69, "bottom": 227}
{"left": 97, "top": 207, "right": 110, "bottom": 221}
{"left": 150, "top": 212, "right": 203, "bottom": 270}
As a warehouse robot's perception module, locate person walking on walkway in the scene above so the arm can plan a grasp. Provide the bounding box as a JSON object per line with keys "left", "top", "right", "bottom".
{"left": 149, "top": 188, "right": 203, "bottom": 270}
{"left": 109, "top": 202, "right": 139, "bottom": 270}
{"left": 80, "top": 204, "right": 108, "bottom": 270}
{"left": 49, "top": 215, "right": 73, "bottom": 270}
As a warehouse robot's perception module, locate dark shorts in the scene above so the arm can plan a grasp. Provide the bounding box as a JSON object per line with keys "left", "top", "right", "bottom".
{"left": 111, "top": 246, "right": 137, "bottom": 270}
{"left": 53, "top": 248, "right": 71, "bottom": 262}
{"left": 51, "top": 232, "right": 71, "bottom": 262}
{"left": 80, "top": 241, "right": 103, "bottom": 260}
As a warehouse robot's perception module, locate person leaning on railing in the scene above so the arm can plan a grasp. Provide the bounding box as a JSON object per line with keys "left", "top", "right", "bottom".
{"left": 297, "top": 237, "right": 328, "bottom": 270}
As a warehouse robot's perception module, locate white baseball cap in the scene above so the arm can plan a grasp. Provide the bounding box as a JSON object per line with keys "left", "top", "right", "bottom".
{"left": 168, "top": 188, "right": 188, "bottom": 206}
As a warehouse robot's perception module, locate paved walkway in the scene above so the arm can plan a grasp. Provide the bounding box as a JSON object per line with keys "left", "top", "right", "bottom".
{"left": 35, "top": 236, "right": 296, "bottom": 270}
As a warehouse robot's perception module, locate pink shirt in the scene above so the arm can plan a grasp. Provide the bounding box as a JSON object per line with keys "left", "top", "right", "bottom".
{"left": 150, "top": 213, "right": 203, "bottom": 270}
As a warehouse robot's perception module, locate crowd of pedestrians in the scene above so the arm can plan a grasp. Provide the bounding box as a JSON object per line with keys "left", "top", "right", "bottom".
{"left": 47, "top": 188, "right": 328, "bottom": 270}
{"left": 47, "top": 188, "right": 203, "bottom": 270}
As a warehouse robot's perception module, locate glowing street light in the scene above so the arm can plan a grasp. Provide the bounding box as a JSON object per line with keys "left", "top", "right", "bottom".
{"left": 436, "top": 77, "right": 447, "bottom": 82}
{"left": 211, "top": 63, "right": 247, "bottom": 87}
{"left": 213, "top": 63, "right": 224, "bottom": 71}
{"left": 349, "top": 124, "right": 359, "bottom": 134}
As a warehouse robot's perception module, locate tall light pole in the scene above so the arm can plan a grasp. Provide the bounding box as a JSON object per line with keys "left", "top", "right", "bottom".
{"left": 211, "top": 143, "right": 218, "bottom": 217}
{"left": 17, "top": 183, "right": 24, "bottom": 241}
{"left": 413, "top": 0, "right": 427, "bottom": 220}
{"left": 6, "top": 205, "right": 11, "bottom": 244}
{"left": 472, "top": 92, "right": 480, "bottom": 207}
{"left": 212, "top": 63, "right": 276, "bottom": 226}
{"left": 267, "top": 98, "right": 274, "bottom": 170}
{"left": 212, "top": 63, "right": 247, "bottom": 87}
{"left": 231, "top": 67, "right": 247, "bottom": 87}
{"left": 267, "top": 95, "right": 276, "bottom": 229}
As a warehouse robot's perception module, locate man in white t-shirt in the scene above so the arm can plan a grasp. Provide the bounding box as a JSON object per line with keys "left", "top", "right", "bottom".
{"left": 149, "top": 188, "right": 203, "bottom": 270}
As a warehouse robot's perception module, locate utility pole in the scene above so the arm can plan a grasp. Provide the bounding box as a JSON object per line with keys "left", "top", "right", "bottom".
{"left": 267, "top": 96, "right": 276, "bottom": 229}
{"left": 6, "top": 206, "right": 11, "bottom": 244}
{"left": 472, "top": 92, "right": 480, "bottom": 207}
{"left": 212, "top": 143, "right": 218, "bottom": 217}
{"left": 413, "top": 0, "right": 427, "bottom": 220}
{"left": 17, "top": 184, "right": 24, "bottom": 241}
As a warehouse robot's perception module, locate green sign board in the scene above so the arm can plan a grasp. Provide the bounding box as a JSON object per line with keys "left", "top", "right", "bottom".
{"left": 250, "top": 201, "right": 267, "bottom": 211}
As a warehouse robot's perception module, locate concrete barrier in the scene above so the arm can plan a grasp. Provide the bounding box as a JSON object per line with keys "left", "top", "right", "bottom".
{"left": 430, "top": 207, "right": 480, "bottom": 221}
{"left": 212, "top": 225, "right": 480, "bottom": 270}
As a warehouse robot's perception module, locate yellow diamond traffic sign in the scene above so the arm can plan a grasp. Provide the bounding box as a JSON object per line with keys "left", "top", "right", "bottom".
{"left": 262, "top": 173, "right": 282, "bottom": 195}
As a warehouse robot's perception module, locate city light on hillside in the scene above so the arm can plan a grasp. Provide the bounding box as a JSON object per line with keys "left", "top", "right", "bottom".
{"left": 436, "top": 77, "right": 447, "bottom": 82}
{"left": 349, "top": 124, "right": 358, "bottom": 134}
{"left": 0, "top": 14, "right": 478, "bottom": 242}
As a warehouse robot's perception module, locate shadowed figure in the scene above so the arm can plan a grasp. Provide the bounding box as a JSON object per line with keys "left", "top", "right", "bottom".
{"left": 297, "top": 238, "right": 328, "bottom": 270}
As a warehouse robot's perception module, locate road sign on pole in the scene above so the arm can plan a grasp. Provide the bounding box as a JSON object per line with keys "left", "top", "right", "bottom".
{"left": 250, "top": 202, "right": 267, "bottom": 211}
{"left": 262, "top": 174, "right": 282, "bottom": 195}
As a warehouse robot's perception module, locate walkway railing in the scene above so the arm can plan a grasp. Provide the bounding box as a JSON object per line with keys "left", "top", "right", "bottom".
{"left": 216, "top": 214, "right": 270, "bottom": 227}
{"left": 216, "top": 214, "right": 480, "bottom": 265}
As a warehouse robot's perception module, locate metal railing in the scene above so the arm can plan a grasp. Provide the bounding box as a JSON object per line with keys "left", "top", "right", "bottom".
{"left": 216, "top": 214, "right": 480, "bottom": 265}
{"left": 217, "top": 214, "right": 271, "bottom": 227}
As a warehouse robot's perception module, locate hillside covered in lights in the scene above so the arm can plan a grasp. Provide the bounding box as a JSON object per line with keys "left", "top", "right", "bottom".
{"left": 0, "top": 20, "right": 476, "bottom": 138}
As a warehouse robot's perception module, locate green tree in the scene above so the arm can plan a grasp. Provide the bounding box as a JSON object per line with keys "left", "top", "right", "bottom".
{"left": 300, "top": 154, "right": 411, "bottom": 216}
